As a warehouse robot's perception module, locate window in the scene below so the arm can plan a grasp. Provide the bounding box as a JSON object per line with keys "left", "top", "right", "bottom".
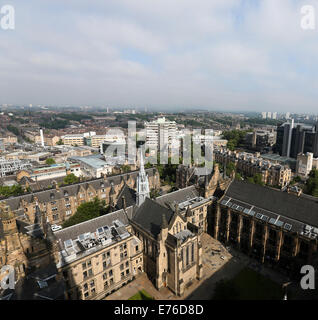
{"left": 135, "top": 245, "right": 139, "bottom": 252}
{"left": 126, "top": 269, "right": 129, "bottom": 275}
{"left": 87, "top": 260, "right": 91, "bottom": 267}
{"left": 102, "top": 251, "right": 110, "bottom": 260}
{"left": 90, "top": 280, "right": 95, "bottom": 288}
{"left": 82, "top": 262, "right": 87, "bottom": 270}
{"left": 125, "top": 261, "right": 129, "bottom": 268}
{"left": 88, "top": 269, "right": 93, "bottom": 276}
{"left": 120, "top": 264, "right": 124, "bottom": 271}
{"left": 121, "top": 272, "right": 125, "bottom": 279}
{"left": 83, "top": 271, "right": 88, "bottom": 279}
{"left": 120, "top": 243, "right": 127, "bottom": 251}
{"left": 84, "top": 292, "right": 89, "bottom": 298}
{"left": 109, "top": 270, "right": 113, "bottom": 277}
{"left": 186, "top": 246, "right": 189, "bottom": 266}
{"left": 103, "top": 273, "right": 107, "bottom": 280}
{"left": 83, "top": 283, "right": 88, "bottom": 291}
{"left": 191, "top": 243, "right": 194, "bottom": 262}
{"left": 104, "top": 281, "right": 108, "bottom": 289}
{"left": 109, "top": 278, "right": 114, "bottom": 285}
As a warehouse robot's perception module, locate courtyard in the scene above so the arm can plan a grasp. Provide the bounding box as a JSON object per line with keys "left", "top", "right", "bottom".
{"left": 105, "top": 233, "right": 234, "bottom": 300}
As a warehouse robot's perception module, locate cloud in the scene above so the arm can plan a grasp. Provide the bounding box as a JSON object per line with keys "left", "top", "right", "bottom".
{"left": 0, "top": 0, "right": 318, "bottom": 112}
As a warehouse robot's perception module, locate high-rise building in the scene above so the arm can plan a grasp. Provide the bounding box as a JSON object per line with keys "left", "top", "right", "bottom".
{"left": 276, "top": 121, "right": 318, "bottom": 158}
{"left": 145, "top": 117, "right": 178, "bottom": 153}
{"left": 261, "top": 112, "right": 267, "bottom": 119}
{"left": 285, "top": 112, "right": 290, "bottom": 119}
{"left": 267, "top": 112, "right": 272, "bottom": 119}
{"left": 272, "top": 112, "right": 277, "bottom": 120}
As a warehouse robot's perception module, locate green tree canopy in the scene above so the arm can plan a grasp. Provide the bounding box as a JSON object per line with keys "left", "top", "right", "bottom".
{"left": 247, "top": 173, "right": 264, "bottom": 186}
{"left": 305, "top": 169, "right": 318, "bottom": 197}
{"left": 0, "top": 184, "right": 24, "bottom": 197}
{"left": 62, "top": 197, "right": 108, "bottom": 228}
{"left": 45, "top": 158, "right": 56, "bottom": 165}
{"left": 63, "top": 173, "right": 80, "bottom": 185}
{"left": 120, "top": 165, "right": 131, "bottom": 173}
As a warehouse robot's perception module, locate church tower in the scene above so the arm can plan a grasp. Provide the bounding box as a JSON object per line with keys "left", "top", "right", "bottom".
{"left": 136, "top": 149, "right": 150, "bottom": 206}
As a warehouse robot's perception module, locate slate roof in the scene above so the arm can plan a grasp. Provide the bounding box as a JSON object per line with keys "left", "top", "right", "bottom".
{"left": 0, "top": 168, "right": 157, "bottom": 213}
{"left": 132, "top": 198, "right": 174, "bottom": 239}
{"left": 225, "top": 180, "right": 318, "bottom": 228}
{"left": 115, "top": 184, "right": 136, "bottom": 210}
{"left": 155, "top": 186, "right": 200, "bottom": 209}
{"left": 54, "top": 207, "right": 134, "bottom": 250}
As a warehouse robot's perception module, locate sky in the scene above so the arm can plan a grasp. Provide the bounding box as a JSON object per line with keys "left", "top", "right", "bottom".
{"left": 1, "top": 0, "right": 318, "bottom": 112}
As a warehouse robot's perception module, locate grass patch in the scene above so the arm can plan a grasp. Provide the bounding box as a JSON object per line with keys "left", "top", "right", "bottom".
{"left": 128, "top": 289, "right": 154, "bottom": 300}
{"left": 214, "top": 267, "right": 283, "bottom": 300}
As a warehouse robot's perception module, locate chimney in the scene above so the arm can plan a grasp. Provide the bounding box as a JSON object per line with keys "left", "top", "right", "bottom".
{"left": 175, "top": 202, "right": 179, "bottom": 215}
{"left": 122, "top": 196, "right": 126, "bottom": 210}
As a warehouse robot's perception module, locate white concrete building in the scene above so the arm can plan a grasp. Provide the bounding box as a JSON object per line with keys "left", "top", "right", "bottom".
{"left": 296, "top": 152, "right": 313, "bottom": 179}
{"left": 145, "top": 117, "right": 178, "bottom": 153}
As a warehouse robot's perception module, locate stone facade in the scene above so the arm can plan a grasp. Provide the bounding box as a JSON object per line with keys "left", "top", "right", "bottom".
{"left": 1, "top": 168, "right": 160, "bottom": 227}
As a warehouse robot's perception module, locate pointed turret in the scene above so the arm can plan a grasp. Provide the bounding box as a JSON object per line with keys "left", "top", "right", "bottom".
{"left": 136, "top": 148, "right": 150, "bottom": 206}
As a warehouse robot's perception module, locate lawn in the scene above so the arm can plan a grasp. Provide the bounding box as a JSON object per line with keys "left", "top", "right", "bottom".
{"left": 128, "top": 289, "right": 154, "bottom": 300}
{"left": 214, "top": 267, "right": 283, "bottom": 300}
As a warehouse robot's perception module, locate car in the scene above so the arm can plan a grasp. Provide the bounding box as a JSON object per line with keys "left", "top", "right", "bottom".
{"left": 51, "top": 224, "right": 62, "bottom": 232}
{"left": 220, "top": 256, "right": 226, "bottom": 260}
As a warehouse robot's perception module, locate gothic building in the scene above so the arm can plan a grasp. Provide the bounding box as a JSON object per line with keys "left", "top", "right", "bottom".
{"left": 1, "top": 157, "right": 318, "bottom": 299}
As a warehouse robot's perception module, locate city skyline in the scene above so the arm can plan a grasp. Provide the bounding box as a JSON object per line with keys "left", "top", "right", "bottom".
{"left": 1, "top": 0, "right": 318, "bottom": 112}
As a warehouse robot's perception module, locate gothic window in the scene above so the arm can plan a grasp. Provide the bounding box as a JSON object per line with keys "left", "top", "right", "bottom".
{"left": 191, "top": 242, "right": 194, "bottom": 262}
{"left": 186, "top": 245, "right": 189, "bottom": 266}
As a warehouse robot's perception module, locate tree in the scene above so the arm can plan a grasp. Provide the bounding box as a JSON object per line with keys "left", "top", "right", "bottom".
{"left": 63, "top": 173, "right": 79, "bottom": 185}
{"left": 150, "top": 188, "right": 160, "bottom": 199}
{"left": 45, "top": 158, "right": 56, "bottom": 165}
{"left": 235, "top": 172, "right": 242, "bottom": 180}
{"left": 305, "top": 169, "right": 318, "bottom": 197}
{"left": 0, "top": 184, "right": 24, "bottom": 197}
{"left": 145, "top": 162, "right": 152, "bottom": 169}
{"left": 247, "top": 173, "right": 264, "bottom": 186}
{"left": 120, "top": 165, "right": 131, "bottom": 173}
{"left": 62, "top": 197, "right": 108, "bottom": 228}
{"left": 57, "top": 139, "right": 63, "bottom": 145}
{"left": 226, "top": 162, "right": 236, "bottom": 176}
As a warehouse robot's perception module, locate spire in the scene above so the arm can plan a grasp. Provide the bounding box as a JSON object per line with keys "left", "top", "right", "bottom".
{"left": 139, "top": 148, "right": 145, "bottom": 175}
{"left": 136, "top": 148, "right": 150, "bottom": 206}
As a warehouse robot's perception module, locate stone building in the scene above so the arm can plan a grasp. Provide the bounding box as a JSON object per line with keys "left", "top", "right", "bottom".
{"left": 0, "top": 168, "right": 160, "bottom": 227}
{"left": 53, "top": 208, "right": 143, "bottom": 300}
{"left": 213, "top": 149, "right": 291, "bottom": 187}
{"left": 211, "top": 179, "right": 318, "bottom": 276}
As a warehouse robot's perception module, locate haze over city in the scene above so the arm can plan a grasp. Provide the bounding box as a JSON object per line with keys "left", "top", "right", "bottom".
{"left": 1, "top": 0, "right": 318, "bottom": 112}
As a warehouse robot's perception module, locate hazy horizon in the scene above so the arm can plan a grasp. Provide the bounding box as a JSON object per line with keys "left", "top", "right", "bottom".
{"left": 1, "top": 0, "right": 318, "bottom": 113}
